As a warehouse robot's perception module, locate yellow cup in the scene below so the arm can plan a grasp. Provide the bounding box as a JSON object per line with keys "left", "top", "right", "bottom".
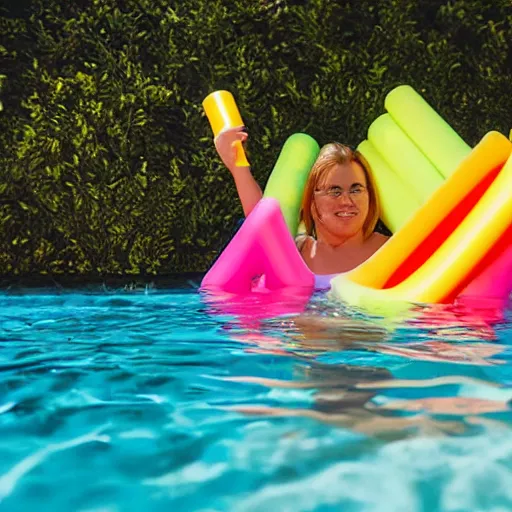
{"left": 203, "top": 90, "right": 250, "bottom": 167}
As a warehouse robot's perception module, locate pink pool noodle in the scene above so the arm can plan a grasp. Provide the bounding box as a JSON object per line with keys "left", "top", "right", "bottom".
{"left": 458, "top": 223, "right": 512, "bottom": 308}
{"left": 201, "top": 198, "right": 315, "bottom": 294}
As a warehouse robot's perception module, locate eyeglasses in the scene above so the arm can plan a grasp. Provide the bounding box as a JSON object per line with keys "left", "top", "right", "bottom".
{"left": 314, "top": 185, "right": 367, "bottom": 200}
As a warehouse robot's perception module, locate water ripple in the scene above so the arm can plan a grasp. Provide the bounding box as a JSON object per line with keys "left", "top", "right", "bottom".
{"left": 1, "top": 289, "right": 512, "bottom": 510}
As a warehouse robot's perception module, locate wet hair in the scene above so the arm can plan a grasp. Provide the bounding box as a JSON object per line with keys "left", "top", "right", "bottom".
{"left": 299, "top": 142, "right": 381, "bottom": 239}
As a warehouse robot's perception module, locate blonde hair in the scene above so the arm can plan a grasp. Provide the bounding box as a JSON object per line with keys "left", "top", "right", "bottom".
{"left": 299, "top": 142, "right": 380, "bottom": 240}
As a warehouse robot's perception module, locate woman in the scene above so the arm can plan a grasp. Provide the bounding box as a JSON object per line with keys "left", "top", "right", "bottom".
{"left": 214, "top": 127, "right": 389, "bottom": 276}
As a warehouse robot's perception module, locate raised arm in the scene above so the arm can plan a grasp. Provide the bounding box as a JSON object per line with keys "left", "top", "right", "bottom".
{"left": 214, "top": 127, "right": 263, "bottom": 217}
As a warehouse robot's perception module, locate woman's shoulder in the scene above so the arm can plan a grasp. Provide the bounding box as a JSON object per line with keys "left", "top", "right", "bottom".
{"left": 368, "top": 232, "right": 390, "bottom": 250}
{"left": 295, "top": 233, "right": 314, "bottom": 253}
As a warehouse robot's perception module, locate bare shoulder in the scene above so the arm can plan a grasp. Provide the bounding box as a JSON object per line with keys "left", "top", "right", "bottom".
{"left": 368, "top": 232, "right": 390, "bottom": 250}
{"left": 295, "top": 234, "right": 314, "bottom": 254}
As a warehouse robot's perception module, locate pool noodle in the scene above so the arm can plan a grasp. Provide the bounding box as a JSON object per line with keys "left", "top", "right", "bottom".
{"left": 357, "top": 140, "right": 422, "bottom": 233}
{"left": 203, "top": 86, "right": 512, "bottom": 307}
{"left": 263, "top": 133, "right": 320, "bottom": 235}
{"left": 459, "top": 225, "right": 512, "bottom": 305}
{"left": 367, "top": 114, "right": 444, "bottom": 204}
{"left": 385, "top": 85, "right": 472, "bottom": 179}
{"left": 201, "top": 197, "right": 314, "bottom": 294}
{"left": 391, "top": 152, "right": 512, "bottom": 304}
{"left": 203, "top": 90, "right": 250, "bottom": 167}
{"left": 356, "top": 86, "right": 511, "bottom": 304}
{"left": 329, "top": 131, "right": 512, "bottom": 307}
{"left": 359, "top": 86, "right": 472, "bottom": 231}
{"left": 342, "top": 131, "right": 511, "bottom": 289}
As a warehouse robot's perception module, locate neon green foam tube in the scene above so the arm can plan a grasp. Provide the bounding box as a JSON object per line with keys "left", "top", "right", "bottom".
{"left": 385, "top": 85, "right": 471, "bottom": 178}
{"left": 368, "top": 114, "right": 444, "bottom": 203}
{"left": 263, "top": 133, "right": 320, "bottom": 235}
{"left": 358, "top": 140, "right": 422, "bottom": 232}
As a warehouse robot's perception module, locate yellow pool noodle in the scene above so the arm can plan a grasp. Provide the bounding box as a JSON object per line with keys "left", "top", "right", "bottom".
{"left": 385, "top": 85, "right": 472, "bottom": 178}
{"left": 368, "top": 114, "right": 445, "bottom": 204}
{"left": 263, "top": 133, "right": 320, "bottom": 235}
{"left": 203, "top": 90, "right": 250, "bottom": 167}
{"left": 330, "top": 131, "right": 512, "bottom": 307}
{"left": 357, "top": 140, "right": 422, "bottom": 232}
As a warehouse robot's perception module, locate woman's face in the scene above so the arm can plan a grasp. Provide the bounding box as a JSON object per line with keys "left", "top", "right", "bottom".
{"left": 312, "top": 161, "right": 370, "bottom": 240}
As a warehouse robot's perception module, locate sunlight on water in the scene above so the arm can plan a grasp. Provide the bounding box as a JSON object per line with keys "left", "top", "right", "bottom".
{"left": 1, "top": 286, "right": 512, "bottom": 511}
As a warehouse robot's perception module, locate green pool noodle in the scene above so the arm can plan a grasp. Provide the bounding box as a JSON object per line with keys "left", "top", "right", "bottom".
{"left": 263, "top": 133, "right": 320, "bottom": 235}
{"left": 368, "top": 114, "right": 444, "bottom": 203}
{"left": 358, "top": 140, "right": 422, "bottom": 232}
{"left": 385, "top": 85, "right": 472, "bottom": 178}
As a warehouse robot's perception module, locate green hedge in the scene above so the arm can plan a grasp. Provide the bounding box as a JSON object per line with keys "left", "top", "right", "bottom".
{"left": 0, "top": 0, "right": 510, "bottom": 275}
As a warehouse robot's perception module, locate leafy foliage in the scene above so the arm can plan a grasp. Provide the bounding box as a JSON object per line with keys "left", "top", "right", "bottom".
{"left": 0, "top": 0, "right": 510, "bottom": 275}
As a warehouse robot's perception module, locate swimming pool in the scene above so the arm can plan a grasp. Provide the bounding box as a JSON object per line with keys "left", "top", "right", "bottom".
{"left": 1, "top": 283, "right": 512, "bottom": 511}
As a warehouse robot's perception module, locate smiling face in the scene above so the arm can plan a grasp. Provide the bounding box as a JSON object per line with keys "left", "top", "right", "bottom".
{"left": 299, "top": 142, "right": 380, "bottom": 241}
{"left": 311, "top": 161, "right": 370, "bottom": 241}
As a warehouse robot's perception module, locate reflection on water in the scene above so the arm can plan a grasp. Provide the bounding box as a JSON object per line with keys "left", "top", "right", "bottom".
{"left": 207, "top": 291, "right": 512, "bottom": 439}
{"left": 1, "top": 287, "right": 512, "bottom": 510}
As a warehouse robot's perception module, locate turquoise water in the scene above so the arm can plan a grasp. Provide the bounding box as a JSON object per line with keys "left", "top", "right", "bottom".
{"left": 1, "top": 285, "right": 512, "bottom": 511}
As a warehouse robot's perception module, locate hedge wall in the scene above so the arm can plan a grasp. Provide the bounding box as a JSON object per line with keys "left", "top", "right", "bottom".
{"left": 0, "top": 0, "right": 510, "bottom": 276}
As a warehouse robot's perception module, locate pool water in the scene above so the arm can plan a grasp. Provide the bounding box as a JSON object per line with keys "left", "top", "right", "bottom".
{"left": 1, "top": 285, "right": 512, "bottom": 511}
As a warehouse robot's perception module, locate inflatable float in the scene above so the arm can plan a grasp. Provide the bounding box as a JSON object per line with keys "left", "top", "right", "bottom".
{"left": 201, "top": 86, "right": 512, "bottom": 313}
